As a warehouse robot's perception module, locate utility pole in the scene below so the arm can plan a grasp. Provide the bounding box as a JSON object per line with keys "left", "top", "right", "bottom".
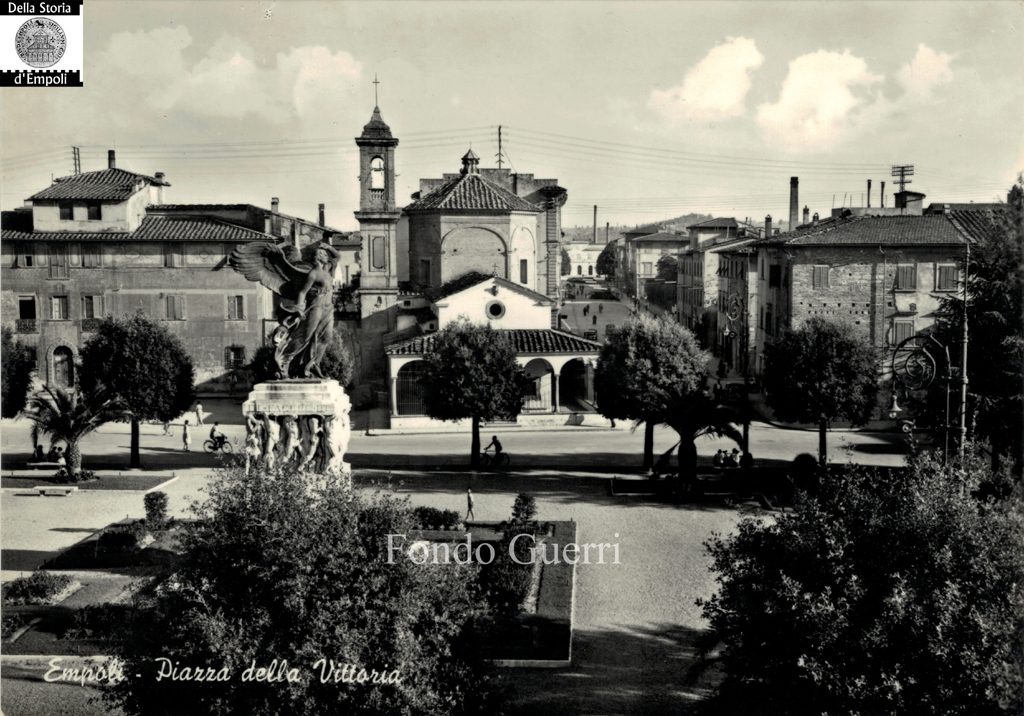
{"left": 592, "top": 205, "right": 597, "bottom": 244}
{"left": 496, "top": 125, "right": 503, "bottom": 169}
{"left": 958, "top": 241, "right": 970, "bottom": 460}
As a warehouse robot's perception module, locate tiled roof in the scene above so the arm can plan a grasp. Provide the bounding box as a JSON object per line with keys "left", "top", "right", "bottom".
{"left": 386, "top": 328, "right": 601, "bottom": 356}
{"left": 1, "top": 214, "right": 274, "bottom": 242}
{"left": 762, "top": 215, "right": 969, "bottom": 246}
{"left": 29, "top": 168, "right": 167, "bottom": 201}
{"left": 632, "top": 232, "right": 688, "bottom": 243}
{"left": 688, "top": 217, "right": 740, "bottom": 230}
{"left": 404, "top": 173, "right": 538, "bottom": 213}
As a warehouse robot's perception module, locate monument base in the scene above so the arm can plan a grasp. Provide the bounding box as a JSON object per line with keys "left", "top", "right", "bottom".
{"left": 242, "top": 379, "right": 352, "bottom": 476}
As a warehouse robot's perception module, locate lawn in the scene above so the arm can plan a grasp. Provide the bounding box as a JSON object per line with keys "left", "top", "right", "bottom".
{"left": 1, "top": 474, "right": 175, "bottom": 491}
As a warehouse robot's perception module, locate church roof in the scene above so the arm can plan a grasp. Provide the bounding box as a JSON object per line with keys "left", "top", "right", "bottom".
{"left": 404, "top": 173, "right": 539, "bottom": 213}
{"left": 386, "top": 328, "right": 601, "bottom": 356}
{"left": 29, "top": 168, "right": 169, "bottom": 201}
{"left": 359, "top": 106, "right": 393, "bottom": 140}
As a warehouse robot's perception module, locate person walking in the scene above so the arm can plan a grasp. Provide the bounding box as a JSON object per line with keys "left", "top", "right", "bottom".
{"left": 466, "top": 488, "right": 476, "bottom": 521}
{"left": 162, "top": 419, "right": 172, "bottom": 436}
{"left": 598, "top": 303, "right": 604, "bottom": 314}
{"left": 194, "top": 402, "right": 205, "bottom": 426}
{"left": 182, "top": 419, "right": 192, "bottom": 452}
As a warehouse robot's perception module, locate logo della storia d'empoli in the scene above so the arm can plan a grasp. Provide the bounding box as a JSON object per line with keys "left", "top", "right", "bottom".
{"left": 15, "top": 17, "right": 67, "bottom": 69}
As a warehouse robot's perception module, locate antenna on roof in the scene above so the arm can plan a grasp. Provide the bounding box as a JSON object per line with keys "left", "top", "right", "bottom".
{"left": 496, "top": 125, "right": 503, "bottom": 169}
{"left": 891, "top": 164, "right": 914, "bottom": 192}
{"left": 71, "top": 146, "right": 80, "bottom": 175}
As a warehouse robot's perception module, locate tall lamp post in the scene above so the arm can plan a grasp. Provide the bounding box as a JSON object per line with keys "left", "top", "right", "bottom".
{"left": 724, "top": 293, "right": 750, "bottom": 455}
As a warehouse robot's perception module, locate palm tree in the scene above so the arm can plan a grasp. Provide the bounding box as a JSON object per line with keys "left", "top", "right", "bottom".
{"left": 24, "top": 385, "right": 123, "bottom": 479}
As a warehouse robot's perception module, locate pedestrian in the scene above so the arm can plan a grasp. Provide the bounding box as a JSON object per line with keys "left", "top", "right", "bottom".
{"left": 194, "top": 402, "right": 205, "bottom": 425}
{"left": 466, "top": 488, "right": 475, "bottom": 521}
{"left": 182, "top": 419, "right": 192, "bottom": 452}
{"left": 598, "top": 303, "right": 603, "bottom": 314}
{"left": 162, "top": 419, "right": 172, "bottom": 436}
{"left": 725, "top": 448, "right": 740, "bottom": 468}
{"left": 592, "top": 314, "right": 598, "bottom": 326}
{"left": 713, "top": 449, "right": 725, "bottom": 468}
{"left": 583, "top": 304, "right": 589, "bottom": 317}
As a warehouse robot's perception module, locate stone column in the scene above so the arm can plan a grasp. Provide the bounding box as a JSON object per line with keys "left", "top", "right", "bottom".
{"left": 585, "top": 362, "right": 595, "bottom": 403}
{"left": 389, "top": 377, "right": 398, "bottom": 416}
{"left": 552, "top": 373, "right": 560, "bottom": 412}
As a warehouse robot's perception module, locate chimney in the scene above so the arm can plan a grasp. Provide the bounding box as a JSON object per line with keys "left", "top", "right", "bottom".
{"left": 802, "top": 205, "right": 809, "bottom": 225}
{"left": 271, "top": 197, "right": 281, "bottom": 237}
{"left": 867, "top": 179, "right": 872, "bottom": 208}
{"left": 107, "top": 150, "right": 116, "bottom": 169}
{"left": 788, "top": 177, "right": 799, "bottom": 233}
{"left": 880, "top": 181, "right": 886, "bottom": 208}
{"left": 812, "top": 212, "right": 819, "bottom": 225}
{"left": 592, "top": 205, "right": 597, "bottom": 244}
{"left": 764, "top": 214, "right": 773, "bottom": 238}
{"left": 318, "top": 203, "right": 325, "bottom": 226}
{"left": 154, "top": 171, "right": 165, "bottom": 204}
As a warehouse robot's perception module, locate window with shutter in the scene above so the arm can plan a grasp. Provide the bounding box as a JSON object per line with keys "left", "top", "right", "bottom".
{"left": 227, "top": 296, "right": 244, "bottom": 320}
{"left": 895, "top": 264, "right": 917, "bottom": 291}
{"left": 812, "top": 265, "right": 829, "bottom": 289}
{"left": 165, "top": 295, "right": 184, "bottom": 320}
{"left": 892, "top": 319, "right": 915, "bottom": 346}
{"left": 936, "top": 264, "right": 958, "bottom": 291}
{"left": 81, "top": 244, "right": 102, "bottom": 268}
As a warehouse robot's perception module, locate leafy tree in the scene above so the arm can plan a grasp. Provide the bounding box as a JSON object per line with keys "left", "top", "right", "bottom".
{"left": 561, "top": 248, "right": 571, "bottom": 276}
{"left": 105, "top": 463, "right": 495, "bottom": 716}
{"left": 697, "top": 447, "right": 1024, "bottom": 715}
{"left": 78, "top": 312, "right": 195, "bottom": 469}
{"left": 935, "top": 178, "right": 1023, "bottom": 470}
{"left": 655, "top": 254, "right": 678, "bottom": 281}
{"left": 596, "top": 242, "right": 616, "bottom": 277}
{"left": 24, "top": 385, "right": 123, "bottom": 478}
{"left": 1, "top": 326, "right": 35, "bottom": 418}
{"left": 251, "top": 332, "right": 354, "bottom": 387}
{"left": 420, "top": 320, "right": 528, "bottom": 468}
{"left": 763, "top": 318, "right": 879, "bottom": 466}
{"left": 595, "top": 314, "right": 739, "bottom": 476}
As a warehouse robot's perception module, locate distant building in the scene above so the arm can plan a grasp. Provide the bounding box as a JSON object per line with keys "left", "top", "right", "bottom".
{"left": 1, "top": 152, "right": 343, "bottom": 395}
{"left": 564, "top": 242, "right": 605, "bottom": 278}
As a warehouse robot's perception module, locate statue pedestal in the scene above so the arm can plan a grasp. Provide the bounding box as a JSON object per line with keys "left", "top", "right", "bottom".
{"left": 243, "top": 379, "right": 352, "bottom": 476}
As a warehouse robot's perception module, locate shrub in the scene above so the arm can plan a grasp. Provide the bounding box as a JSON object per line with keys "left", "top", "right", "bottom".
{"left": 412, "top": 506, "right": 462, "bottom": 530}
{"left": 478, "top": 547, "right": 533, "bottom": 618}
{"left": 510, "top": 493, "right": 537, "bottom": 524}
{"left": 1, "top": 612, "right": 25, "bottom": 639}
{"left": 144, "top": 491, "right": 169, "bottom": 530}
{"left": 64, "top": 604, "right": 135, "bottom": 643}
{"left": 3, "top": 571, "right": 73, "bottom": 605}
{"left": 697, "top": 447, "right": 1024, "bottom": 715}
{"left": 98, "top": 521, "right": 149, "bottom": 554}
{"left": 53, "top": 467, "right": 98, "bottom": 484}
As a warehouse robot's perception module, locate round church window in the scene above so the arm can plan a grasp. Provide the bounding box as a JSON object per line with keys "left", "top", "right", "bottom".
{"left": 485, "top": 300, "right": 505, "bottom": 320}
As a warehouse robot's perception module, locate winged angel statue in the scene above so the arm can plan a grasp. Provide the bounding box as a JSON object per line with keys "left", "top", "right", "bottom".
{"left": 229, "top": 241, "right": 340, "bottom": 379}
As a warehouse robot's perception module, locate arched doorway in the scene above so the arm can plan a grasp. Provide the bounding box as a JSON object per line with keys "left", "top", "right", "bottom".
{"left": 523, "top": 358, "right": 554, "bottom": 412}
{"left": 52, "top": 345, "right": 74, "bottom": 388}
{"left": 395, "top": 361, "right": 428, "bottom": 415}
{"left": 559, "top": 358, "right": 591, "bottom": 411}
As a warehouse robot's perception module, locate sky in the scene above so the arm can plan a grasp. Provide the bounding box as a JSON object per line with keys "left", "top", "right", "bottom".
{"left": 2, "top": 0, "right": 1022, "bottom": 230}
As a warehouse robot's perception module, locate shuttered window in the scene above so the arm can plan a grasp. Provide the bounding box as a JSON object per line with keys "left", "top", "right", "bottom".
{"left": 895, "top": 264, "right": 917, "bottom": 291}
{"left": 936, "top": 264, "right": 958, "bottom": 291}
{"left": 227, "top": 295, "right": 245, "bottom": 320}
{"left": 812, "top": 265, "right": 829, "bottom": 289}
{"left": 892, "top": 319, "right": 915, "bottom": 346}
{"left": 165, "top": 295, "right": 184, "bottom": 320}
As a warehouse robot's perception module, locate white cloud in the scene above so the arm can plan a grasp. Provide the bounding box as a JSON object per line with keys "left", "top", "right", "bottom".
{"left": 649, "top": 37, "right": 764, "bottom": 122}
{"left": 93, "top": 27, "right": 362, "bottom": 124}
{"left": 756, "top": 50, "right": 883, "bottom": 151}
{"left": 898, "top": 44, "right": 954, "bottom": 99}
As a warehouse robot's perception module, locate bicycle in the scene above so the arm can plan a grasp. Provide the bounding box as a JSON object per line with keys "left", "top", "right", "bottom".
{"left": 479, "top": 451, "right": 510, "bottom": 469}
{"left": 203, "top": 438, "right": 233, "bottom": 455}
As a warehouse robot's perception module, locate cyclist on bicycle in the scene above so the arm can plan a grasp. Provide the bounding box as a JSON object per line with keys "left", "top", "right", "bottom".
{"left": 483, "top": 435, "right": 503, "bottom": 457}
{"left": 209, "top": 422, "right": 227, "bottom": 450}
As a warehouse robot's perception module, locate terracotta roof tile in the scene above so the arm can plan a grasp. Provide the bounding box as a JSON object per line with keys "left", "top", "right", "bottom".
{"left": 762, "top": 215, "right": 969, "bottom": 246}
{"left": 1, "top": 215, "right": 273, "bottom": 243}
{"left": 29, "top": 168, "right": 167, "bottom": 201}
{"left": 386, "top": 329, "right": 601, "bottom": 356}
{"left": 404, "top": 174, "right": 538, "bottom": 213}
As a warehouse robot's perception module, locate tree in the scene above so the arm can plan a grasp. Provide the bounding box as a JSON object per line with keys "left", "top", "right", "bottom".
{"left": 561, "top": 247, "right": 571, "bottom": 276}
{"left": 696, "top": 448, "right": 1024, "bottom": 715}
{"left": 24, "top": 385, "right": 123, "bottom": 478}
{"left": 251, "top": 332, "right": 355, "bottom": 387}
{"left": 420, "top": 320, "right": 528, "bottom": 468}
{"left": 935, "top": 178, "right": 1024, "bottom": 469}
{"left": 655, "top": 254, "right": 678, "bottom": 281}
{"left": 596, "top": 242, "right": 616, "bottom": 277}
{"left": 78, "top": 312, "right": 195, "bottom": 469}
{"left": 1, "top": 327, "right": 35, "bottom": 418}
{"left": 105, "top": 463, "right": 495, "bottom": 716}
{"left": 595, "top": 314, "right": 739, "bottom": 476}
{"left": 763, "top": 318, "right": 879, "bottom": 466}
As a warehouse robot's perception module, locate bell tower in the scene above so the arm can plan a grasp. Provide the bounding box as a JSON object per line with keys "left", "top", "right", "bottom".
{"left": 355, "top": 102, "right": 400, "bottom": 318}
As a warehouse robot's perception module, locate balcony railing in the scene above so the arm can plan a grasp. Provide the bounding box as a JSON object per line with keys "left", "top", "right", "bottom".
{"left": 15, "top": 318, "right": 37, "bottom": 333}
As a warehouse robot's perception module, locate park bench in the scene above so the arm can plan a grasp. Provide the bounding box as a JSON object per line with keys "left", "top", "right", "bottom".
{"left": 32, "top": 485, "right": 79, "bottom": 497}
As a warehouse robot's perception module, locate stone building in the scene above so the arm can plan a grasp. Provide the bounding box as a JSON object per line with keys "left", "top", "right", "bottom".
{"left": 1, "top": 152, "right": 344, "bottom": 395}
